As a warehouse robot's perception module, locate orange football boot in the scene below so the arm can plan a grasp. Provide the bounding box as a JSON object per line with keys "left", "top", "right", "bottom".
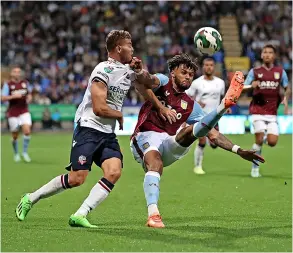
{"left": 223, "top": 71, "right": 244, "bottom": 108}
{"left": 146, "top": 214, "right": 165, "bottom": 228}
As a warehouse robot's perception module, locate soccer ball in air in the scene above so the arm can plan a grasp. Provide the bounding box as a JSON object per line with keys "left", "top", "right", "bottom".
{"left": 194, "top": 27, "right": 222, "bottom": 55}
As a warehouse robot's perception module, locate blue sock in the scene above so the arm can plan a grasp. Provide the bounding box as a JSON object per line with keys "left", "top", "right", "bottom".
{"left": 23, "top": 135, "right": 31, "bottom": 154}
{"left": 143, "top": 171, "right": 160, "bottom": 207}
{"left": 193, "top": 105, "right": 226, "bottom": 137}
{"left": 12, "top": 139, "right": 18, "bottom": 155}
{"left": 252, "top": 143, "right": 262, "bottom": 169}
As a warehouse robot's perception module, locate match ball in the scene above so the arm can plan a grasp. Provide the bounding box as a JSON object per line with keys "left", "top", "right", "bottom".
{"left": 194, "top": 27, "right": 222, "bottom": 55}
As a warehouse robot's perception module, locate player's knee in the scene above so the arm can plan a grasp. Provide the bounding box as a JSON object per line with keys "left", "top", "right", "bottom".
{"left": 267, "top": 140, "right": 277, "bottom": 147}
{"left": 69, "top": 171, "right": 88, "bottom": 187}
{"left": 104, "top": 167, "right": 122, "bottom": 183}
{"left": 23, "top": 130, "right": 31, "bottom": 136}
{"left": 210, "top": 143, "right": 218, "bottom": 149}
{"left": 145, "top": 159, "right": 163, "bottom": 175}
{"left": 12, "top": 133, "right": 18, "bottom": 140}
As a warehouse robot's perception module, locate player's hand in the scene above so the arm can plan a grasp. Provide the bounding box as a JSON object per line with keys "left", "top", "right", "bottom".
{"left": 158, "top": 107, "right": 177, "bottom": 124}
{"left": 117, "top": 115, "right": 123, "bottom": 130}
{"left": 198, "top": 101, "right": 206, "bottom": 108}
{"left": 237, "top": 149, "right": 265, "bottom": 166}
{"left": 129, "top": 57, "right": 143, "bottom": 73}
{"left": 11, "top": 94, "right": 23, "bottom": 99}
{"left": 251, "top": 81, "right": 260, "bottom": 88}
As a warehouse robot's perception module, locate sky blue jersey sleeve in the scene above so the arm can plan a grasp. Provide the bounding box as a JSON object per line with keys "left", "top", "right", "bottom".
{"left": 186, "top": 101, "right": 206, "bottom": 125}
{"left": 1, "top": 83, "right": 9, "bottom": 96}
{"left": 281, "top": 69, "right": 289, "bottom": 88}
{"left": 244, "top": 69, "right": 254, "bottom": 85}
{"left": 153, "top": 73, "right": 169, "bottom": 91}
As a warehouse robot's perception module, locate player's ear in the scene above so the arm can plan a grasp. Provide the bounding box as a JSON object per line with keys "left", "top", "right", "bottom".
{"left": 171, "top": 70, "right": 175, "bottom": 78}
{"left": 117, "top": 45, "right": 121, "bottom": 54}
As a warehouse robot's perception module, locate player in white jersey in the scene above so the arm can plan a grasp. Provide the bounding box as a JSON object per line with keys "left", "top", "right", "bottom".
{"left": 15, "top": 30, "right": 176, "bottom": 228}
{"left": 186, "top": 57, "right": 229, "bottom": 175}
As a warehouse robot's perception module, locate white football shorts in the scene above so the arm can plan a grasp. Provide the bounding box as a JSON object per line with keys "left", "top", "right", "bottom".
{"left": 130, "top": 131, "right": 191, "bottom": 170}
{"left": 8, "top": 112, "right": 32, "bottom": 132}
{"left": 251, "top": 114, "right": 279, "bottom": 136}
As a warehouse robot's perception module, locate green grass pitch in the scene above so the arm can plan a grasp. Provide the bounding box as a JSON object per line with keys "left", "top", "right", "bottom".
{"left": 1, "top": 133, "right": 292, "bottom": 252}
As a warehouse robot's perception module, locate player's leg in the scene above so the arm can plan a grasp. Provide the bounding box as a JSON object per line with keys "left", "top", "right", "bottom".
{"left": 8, "top": 117, "right": 21, "bottom": 162}
{"left": 70, "top": 135, "right": 123, "bottom": 228}
{"left": 15, "top": 126, "right": 95, "bottom": 221}
{"left": 251, "top": 119, "right": 266, "bottom": 178}
{"left": 20, "top": 112, "right": 32, "bottom": 162}
{"left": 131, "top": 132, "right": 166, "bottom": 228}
{"left": 194, "top": 137, "right": 206, "bottom": 174}
{"left": 266, "top": 121, "right": 279, "bottom": 147}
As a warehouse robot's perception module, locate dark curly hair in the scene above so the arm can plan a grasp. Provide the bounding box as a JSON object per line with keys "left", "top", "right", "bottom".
{"left": 167, "top": 54, "right": 198, "bottom": 73}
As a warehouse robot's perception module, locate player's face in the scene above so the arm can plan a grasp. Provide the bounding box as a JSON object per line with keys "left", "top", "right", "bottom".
{"left": 11, "top": 68, "right": 21, "bottom": 81}
{"left": 261, "top": 48, "right": 275, "bottom": 64}
{"left": 172, "top": 64, "right": 195, "bottom": 91}
{"left": 203, "top": 60, "right": 215, "bottom": 76}
{"left": 117, "top": 39, "right": 134, "bottom": 64}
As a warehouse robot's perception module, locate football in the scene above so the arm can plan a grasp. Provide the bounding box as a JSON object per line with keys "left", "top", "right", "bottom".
{"left": 194, "top": 27, "right": 222, "bottom": 55}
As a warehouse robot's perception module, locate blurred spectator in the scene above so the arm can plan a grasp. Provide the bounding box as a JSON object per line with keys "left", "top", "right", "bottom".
{"left": 51, "top": 109, "right": 62, "bottom": 129}
{"left": 42, "top": 108, "right": 52, "bottom": 129}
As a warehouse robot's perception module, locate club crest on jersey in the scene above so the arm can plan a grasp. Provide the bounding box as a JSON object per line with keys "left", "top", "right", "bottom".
{"left": 142, "top": 142, "right": 150, "bottom": 150}
{"left": 181, "top": 100, "right": 188, "bottom": 110}
{"left": 21, "top": 82, "right": 26, "bottom": 88}
{"left": 274, "top": 72, "right": 280, "bottom": 79}
{"left": 78, "top": 155, "right": 87, "bottom": 165}
{"left": 258, "top": 73, "right": 263, "bottom": 78}
{"left": 104, "top": 66, "right": 114, "bottom": 73}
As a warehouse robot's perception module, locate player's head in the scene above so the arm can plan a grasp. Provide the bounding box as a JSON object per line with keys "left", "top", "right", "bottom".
{"left": 106, "top": 30, "right": 133, "bottom": 64}
{"left": 202, "top": 57, "right": 215, "bottom": 77}
{"left": 10, "top": 67, "right": 22, "bottom": 81}
{"left": 167, "top": 54, "right": 198, "bottom": 91}
{"left": 261, "top": 44, "right": 276, "bottom": 64}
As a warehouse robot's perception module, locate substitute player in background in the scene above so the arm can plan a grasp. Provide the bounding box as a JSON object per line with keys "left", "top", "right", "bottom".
{"left": 1, "top": 67, "right": 32, "bottom": 162}
{"left": 244, "top": 44, "right": 290, "bottom": 178}
{"left": 15, "top": 30, "right": 175, "bottom": 228}
{"left": 131, "top": 54, "right": 264, "bottom": 228}
{"left": 186, "top": 57, "right": 230, "bottom": 175}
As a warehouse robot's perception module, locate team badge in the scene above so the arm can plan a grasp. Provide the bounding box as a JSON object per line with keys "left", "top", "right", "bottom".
{"left": 142, "top": 142, "right": 150, "bottom": 150}
{"left": 78, "top": 155, "right": 87, "bottom": 165}
{"left": 164, "top": 90, "right": 170, "bottom": 96}
{"left": 274, "top": 72, "right": 280, "bottom": 80}
{"left": 181, "top": 100, "right": 188, "bottom": 110}
{"left": 21, "top": 82, "right": 26, "bottom": 88}
{"left": 258, "top": 73, "right": 263, "bottom": 78}
{"left": 104, "top": 66, "right": 114, "bottom": 73}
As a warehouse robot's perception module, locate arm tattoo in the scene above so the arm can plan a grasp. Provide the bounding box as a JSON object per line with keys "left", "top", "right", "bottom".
{"left": 135, "top": 70, "right": 156, "bottom": 86}
{"left": 211, "top": 133, "right": 234, "bottom": 152}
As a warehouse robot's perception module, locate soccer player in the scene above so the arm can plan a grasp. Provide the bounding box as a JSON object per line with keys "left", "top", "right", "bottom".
{"left": 244, "top": 44, "right": 290, "bottom": 178}
{"left": 15, "top": 30, "right": 175, "bottom": 228}
{"left": 1, "top": 67, "right": 32, "bottom": 162}
{"left": 130, "top": 54, "right": 265, "bottom": 228}
{"left": 186, "top": 57, "right": 229, "bottom": 175}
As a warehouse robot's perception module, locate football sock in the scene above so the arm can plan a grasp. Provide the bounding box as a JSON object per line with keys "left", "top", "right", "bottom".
{"left": 252, "top": 143, "right": 262, "bottom": 169}
{"left": 23, "top": 135, "right": 31, "bottom": 154}
{"left": 195, "top": 143, "right": 205, "bottom": 167}
{"left": 193, "top": 102, "right": 226, "bottom": 137}
{"left": 74, "top": 177, "right": 114, "bottom": 216}
{"left": 143, "top": 171, "right": 160, "bottom": 216}
{"left": 29, "top": 174, "right": 71, "bottom": 204}
{"left": 12, "top": 139, "right": 18, "bottom": 155}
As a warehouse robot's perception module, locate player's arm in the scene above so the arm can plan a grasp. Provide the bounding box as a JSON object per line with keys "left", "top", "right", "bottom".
{"left": 134, "top": 73, "right": 177, "bottom": 124}
{"left": 207, "top": 128, "right": 265, "bottom": 165}
{"left": 91, "top": 81, "right": 123, "bottom": 130}
{"left": 243, "top": 69, "right": 259, "bottom": 90}
{"left": 1, "top": 83, "right": 22, "bottom": 101}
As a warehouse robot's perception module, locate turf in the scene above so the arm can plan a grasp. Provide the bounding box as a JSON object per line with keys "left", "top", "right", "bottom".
{"left": 1, "top": 133, "right": 292, "bottom": 252}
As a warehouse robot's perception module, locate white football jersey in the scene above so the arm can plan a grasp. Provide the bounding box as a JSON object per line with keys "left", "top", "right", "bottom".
{"left": 75, "top": 58, "right": 136, "bottom": 133}
{"left": 186, "top": 75, "right": 225, "bottom": 113}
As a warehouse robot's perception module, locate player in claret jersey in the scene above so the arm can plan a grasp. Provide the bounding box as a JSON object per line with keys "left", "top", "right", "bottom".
{"left": 131, "top": 54, "right": 265, "bottom": 228}
{"left": 244, "top": 44, "right": 290, "bottom": 178}
{"left": 1, "top": 67, "right": 32, "bottom": 162}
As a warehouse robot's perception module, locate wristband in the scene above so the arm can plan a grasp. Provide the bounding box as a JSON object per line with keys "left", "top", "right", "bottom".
{"left": 232, "top": 145, "right": 240, "bottom": 153}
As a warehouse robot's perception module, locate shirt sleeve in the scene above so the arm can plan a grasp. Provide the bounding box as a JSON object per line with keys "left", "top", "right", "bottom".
{"left": 186, "top": 101, "right": 206, "bottom": 125}
{"left": 220, "top": 79, "right": 225, "bottom": 96}
{"left": 244, "top": 69, "right": 255, "bottom": 85}
{"left": 153, "top": 73, "right": 169, "bottom": 91}
{"left": 1, "top": 83, "right": 9, "bottom": 96}
{"left": 281, "top": 69, "right": 289, "bottom": 88}
{"left": 90, "top": 64, "right": 111, "bottom": 86}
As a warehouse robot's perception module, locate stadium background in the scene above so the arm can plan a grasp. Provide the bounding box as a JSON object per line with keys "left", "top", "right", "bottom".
{"left": 1, "top": 1, "right": 292, "bottom": 134}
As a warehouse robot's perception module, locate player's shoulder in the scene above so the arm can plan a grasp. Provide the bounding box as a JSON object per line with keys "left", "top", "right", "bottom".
{"left": 272, "top": 65, "right": 284, "bottom": 72}
{"left": 213, "top": 76, "right": 224, "bottom": 83}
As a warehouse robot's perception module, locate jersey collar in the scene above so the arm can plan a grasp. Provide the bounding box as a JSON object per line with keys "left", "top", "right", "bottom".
{"left": 108, "top": 57, "right": 124, "bottom": 66}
